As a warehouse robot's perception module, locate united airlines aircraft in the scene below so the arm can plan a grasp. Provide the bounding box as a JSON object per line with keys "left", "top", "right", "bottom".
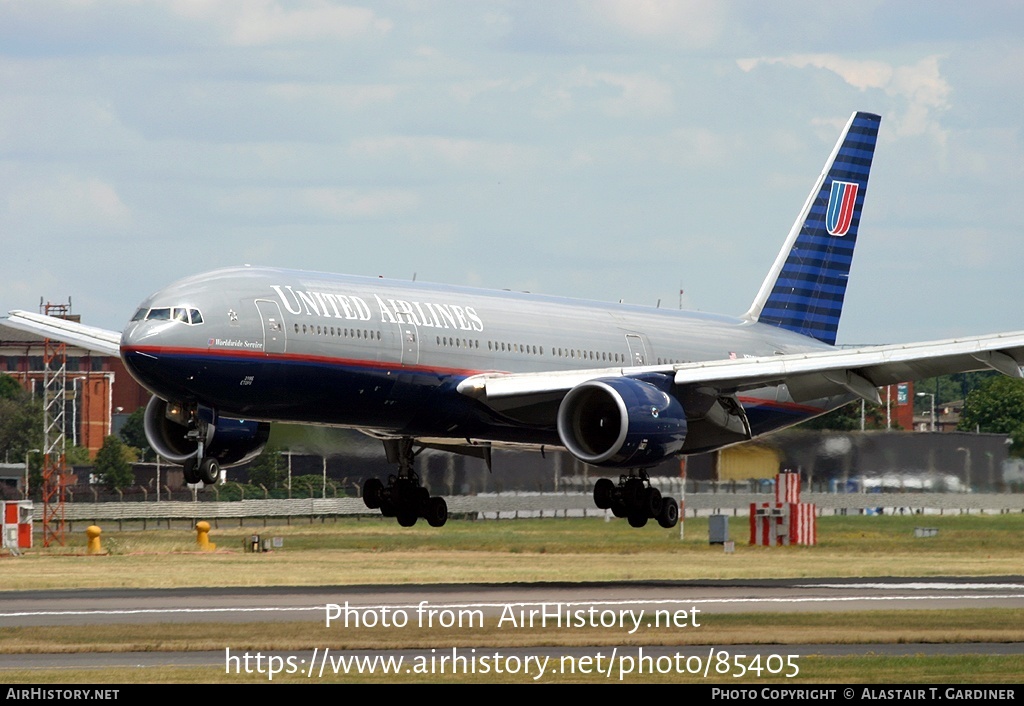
{"left": 9, "top": 112, "right": 1024, "bottom": 530}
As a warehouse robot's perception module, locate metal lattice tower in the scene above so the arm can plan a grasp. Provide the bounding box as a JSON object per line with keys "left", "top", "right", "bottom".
{"left": 41, "top": 299, "right": 71, "bottom": 547}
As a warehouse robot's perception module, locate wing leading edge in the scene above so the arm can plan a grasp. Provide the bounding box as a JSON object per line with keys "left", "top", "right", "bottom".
{"left": 4, "top": 310, "right": 122, "bottom": 358}
{"left": 457, "top": 330, "right": 1024, "bottom": 408}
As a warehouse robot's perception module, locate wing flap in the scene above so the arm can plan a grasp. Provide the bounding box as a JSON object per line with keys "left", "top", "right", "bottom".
{"left": 4, "top": 310, "right": 122, "bottom": 358}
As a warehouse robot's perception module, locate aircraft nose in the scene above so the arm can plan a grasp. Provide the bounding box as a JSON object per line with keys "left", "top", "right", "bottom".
{"left": 120, "top": 321, "right": 144, "bottom": 350}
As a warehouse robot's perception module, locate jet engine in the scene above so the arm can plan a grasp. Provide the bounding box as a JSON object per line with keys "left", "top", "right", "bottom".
{"left": 556, "top": 376, "right": 687, "bottom": 468}
{"left": 143, "top": 396, "right": 270, "bottom": 467}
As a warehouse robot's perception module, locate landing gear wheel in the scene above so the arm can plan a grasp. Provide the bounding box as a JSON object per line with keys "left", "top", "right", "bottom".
{"left": 593, "top": 478, "right": 615, "bottom": 509}
{"left": 644, "top": 487, "right": 663, "bottom": 517}
{"left": 425, "top": 497, "right": 448, "bottom": 528}
{"left": 627, "top": 512, "right": 648, "bottom": 528}
{"left": 611, "top": 501, "right": 628, "bottom": 518}
{"left": 657, "top": 497, "right": 679, "bottom": 529}
{"left": 362, "top": 478, "right": 384, "bottom": 509}
{"left": 199, "top": 458, "right": 220, "bottom": 485}
{"left": 182, "top": 458, "right": 200, "bottom": 485}
{"left": 397, "top": 511, "right": 418, "bottom": 527}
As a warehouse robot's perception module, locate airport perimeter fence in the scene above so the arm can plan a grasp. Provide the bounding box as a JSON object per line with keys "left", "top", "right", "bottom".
{"left": 21, "top": 477, "right": 1024, "bottom": 530}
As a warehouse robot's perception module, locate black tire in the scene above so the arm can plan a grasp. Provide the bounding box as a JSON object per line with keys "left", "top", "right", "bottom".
{"left": 644, "top": 487, "right": 662, "bottom": 517}
{"left": 362, "top": 478, "right": 384, "bottom": 509}
{"left": 627, "top": 512, "right": 648, "bottom": 528}
{"left": 425, "top": 496, "right": 448, "bottom": 528}
{"left": 199, "top": 458, "right": 220, "bottom": 485}
{"left": 621, "top": 479, "right": 642, "bottom": 508}
{"left": 611, "top": 501, "right": 628, "bottom": 518}
{"left": 593, "top": 478, "right": 615, "bottom": 509}
{"left": 182, "top": 458, "right": 200, "bottom": 485}
{"left": 416, "top": 486, "right": 430, "bottom": 511}
{"left": 658, "top": 497, "right": 679, "bottom": 529}
{"left": 397, "top": 511, "right": 418, "bottom": 527}
{"left": 380, "top": 498, "right": 396, "bottom": 517}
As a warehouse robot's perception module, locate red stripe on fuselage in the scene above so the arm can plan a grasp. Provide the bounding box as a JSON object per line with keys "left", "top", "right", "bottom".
{"left": 121, "top": 344, "right": 490, "bottom": 379}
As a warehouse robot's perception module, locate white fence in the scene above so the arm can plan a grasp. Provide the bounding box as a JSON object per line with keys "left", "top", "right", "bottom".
{"left": 34, "top": 489, "right": 1024, "bottom": 525}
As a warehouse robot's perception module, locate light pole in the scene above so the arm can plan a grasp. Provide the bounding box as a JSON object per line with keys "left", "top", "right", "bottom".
{"left": 917, "top": 392, "right": 936, "bottom": 432}
{"left": 280, "top": 450, "right": 293, "bottom": 498}
{"left": 24, "top": 449, "right": 39, "bottom": 497}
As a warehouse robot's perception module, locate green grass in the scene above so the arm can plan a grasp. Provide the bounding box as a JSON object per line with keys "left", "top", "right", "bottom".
{"left": 4, "top": 514, "right": 1022, "bottom": 590}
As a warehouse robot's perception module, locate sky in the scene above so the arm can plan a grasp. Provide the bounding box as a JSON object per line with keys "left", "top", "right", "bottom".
{"left": 1, "top": 1, "right": 1022, "bottom": 344}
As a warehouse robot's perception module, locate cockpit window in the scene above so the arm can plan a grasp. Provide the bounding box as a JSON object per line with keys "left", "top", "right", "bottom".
{"left": 141, "top": 306, "right": 205, "bottom": 325}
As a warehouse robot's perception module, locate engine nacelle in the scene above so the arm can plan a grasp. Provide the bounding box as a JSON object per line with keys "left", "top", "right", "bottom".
{"left": 143, "top": 396, "right": 270, "bottom": 467}
{"left": 556, "top": 377, "right": 687, "bottom": 468}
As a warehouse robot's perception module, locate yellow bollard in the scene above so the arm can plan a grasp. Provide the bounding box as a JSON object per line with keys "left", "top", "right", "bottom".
{"left": 86, "top": 525, "right": 102, "bottom": 555}
{"left": 195, "top": 521, "right": 216, "bottom": 551}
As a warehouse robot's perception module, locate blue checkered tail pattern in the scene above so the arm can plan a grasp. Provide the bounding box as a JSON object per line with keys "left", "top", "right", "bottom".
{"left": 745, "top": 112, "right": 881, "bottom": 345}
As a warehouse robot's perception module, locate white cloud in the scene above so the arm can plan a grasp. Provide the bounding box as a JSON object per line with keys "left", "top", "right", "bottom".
{"left": 6, "top": 175, "right": 132, "bottom": 231}
{"left": 559, "top": 67, "right": 674, "bottom": 118}
{"left": 215, "top": 187, "right": 421, "bottom": 220}
{"left": 589, "top": 0, "right": 724, "bottom": 47}
{"left": 265, "top": 83, "right": 400, "bottom": 110}
{"left": 168, "top": 0, "right": 392, "bottom": 46}
{"left": 350, "top": 135, "right": 539, "bottom": 172}
{"left": 738, "top": 54, "right": 951, "bottom": 141}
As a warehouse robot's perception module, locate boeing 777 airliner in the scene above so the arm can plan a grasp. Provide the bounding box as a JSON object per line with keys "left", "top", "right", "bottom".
{"left": 8, "top": 112, "right": 1024, "bottom": 530}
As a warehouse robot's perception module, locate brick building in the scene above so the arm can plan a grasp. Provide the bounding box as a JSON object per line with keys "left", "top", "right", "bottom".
{"left": 0, "top": 321, "right": 149, "bottom": 458}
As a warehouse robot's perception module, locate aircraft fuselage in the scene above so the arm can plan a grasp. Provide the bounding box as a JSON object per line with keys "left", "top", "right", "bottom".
{"left": 121, "top": 265, "right": 841, "bottom": 453}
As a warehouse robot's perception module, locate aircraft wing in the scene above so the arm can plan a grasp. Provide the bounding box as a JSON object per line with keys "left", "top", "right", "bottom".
{"left": 458, "top": 331, "right": 1024, "bottom": 406}
{"left": 4, "top": 310, "right": 122, "bottom": 358}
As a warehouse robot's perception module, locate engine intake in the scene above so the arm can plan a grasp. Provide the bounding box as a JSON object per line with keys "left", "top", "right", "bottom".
{"left": 556, "top": 377, "right": 687, "bottom": 468}
{"left": 143, "top": 396, "right": 270, "bottom": 467}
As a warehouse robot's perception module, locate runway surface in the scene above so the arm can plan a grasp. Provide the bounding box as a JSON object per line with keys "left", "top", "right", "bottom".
{"left": 3, "top": 577, "right": 1022, "bottom": 673}
{"left": 3, "top": 576, "right": 1024, "bottom": 627}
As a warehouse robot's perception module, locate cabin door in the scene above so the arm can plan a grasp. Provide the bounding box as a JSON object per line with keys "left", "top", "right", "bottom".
{"left": 255, "top": 300, "right": 287, "bottom": 355}
{"left": 624, "top": 333, "right": 647, "bottom": 366}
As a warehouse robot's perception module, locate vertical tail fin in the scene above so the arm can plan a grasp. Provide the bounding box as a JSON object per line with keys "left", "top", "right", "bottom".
{"left": 745, "top": 111, "right": 881, "bottom": 345}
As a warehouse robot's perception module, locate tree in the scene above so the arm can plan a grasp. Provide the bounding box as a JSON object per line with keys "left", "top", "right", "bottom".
{"left": 64, "top": 446, "right": 92, "bottom": 466}
{"left": 798, "top": 399, "right": 898, "bottom": 431}
{"left": 94, "top": 435, "right": 134, "bottom": 490}
{"left": 0, "top": 373, "right": 42, "bottom": 465}
{"left": 958, "top": 376, "right": 1024, "bottom": 456}
{"left": 119, "top": 407, "right": 154, "bottom": 461}
{"left": 247, "top": 444, "right": 285, "bottom": 489}
{"left": 913, "top": 372, "right": 998, "bottom": 412}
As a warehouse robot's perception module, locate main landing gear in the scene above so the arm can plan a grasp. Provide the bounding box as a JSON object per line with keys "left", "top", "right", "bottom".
{"left": 593, "top": 470, "right": 679, "bottom": 529}
{"left": 362, "top": 439, "right": 448, "bottom": 528}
